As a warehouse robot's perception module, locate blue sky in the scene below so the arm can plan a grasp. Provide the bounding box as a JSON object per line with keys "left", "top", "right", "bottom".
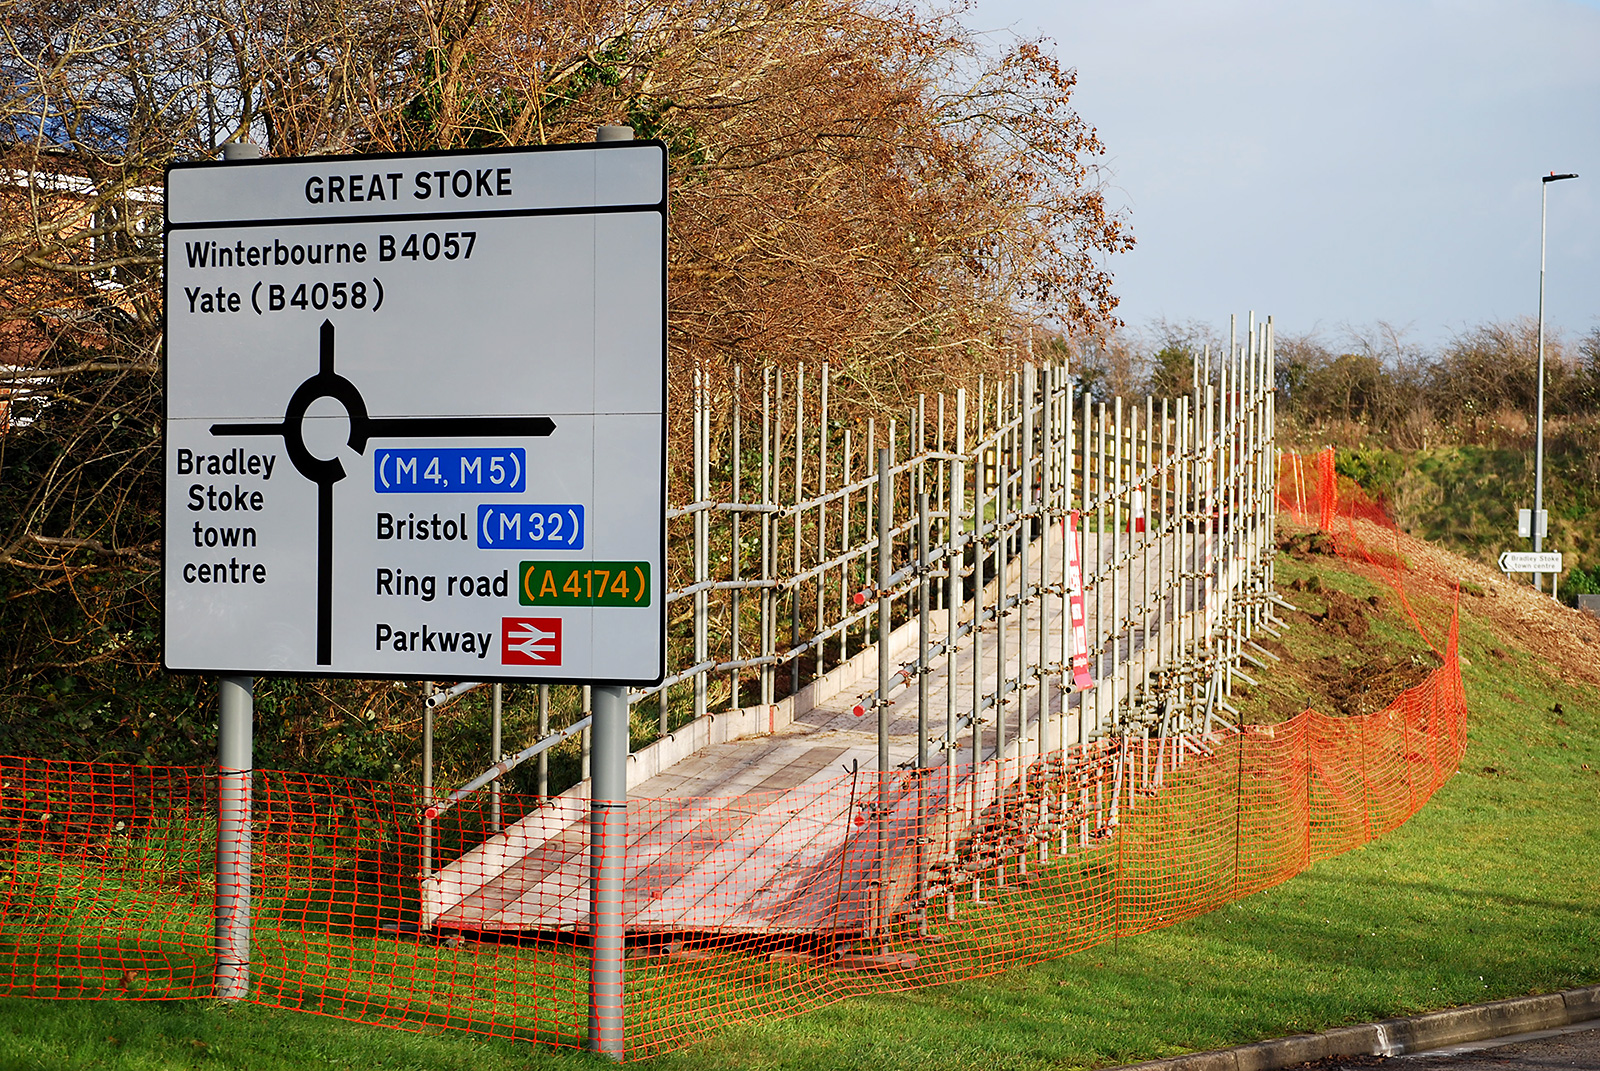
{"left": 962, "top": 0, "right": 1600, "bottom": 351}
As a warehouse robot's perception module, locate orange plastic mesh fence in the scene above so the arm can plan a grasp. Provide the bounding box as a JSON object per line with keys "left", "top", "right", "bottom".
{"left": 0, "top": 452, "right": 1465, "bottom": 1057}
{"left": 1282, "top": 448, "right": 1444, "bottom": 652}
{"left": 1285, "top": 446, "right": 1394, "bottom": 536}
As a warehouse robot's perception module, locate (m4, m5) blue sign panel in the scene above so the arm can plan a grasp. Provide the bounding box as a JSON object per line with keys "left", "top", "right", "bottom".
{"left": 375, "top": 448, "right": 526, "bottom": 493}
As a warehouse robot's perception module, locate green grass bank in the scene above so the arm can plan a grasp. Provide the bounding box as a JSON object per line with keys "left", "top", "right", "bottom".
{"left": 1332, "top": 442, "right": 1600, "bottom": 598}
{"left": 0, "top": 536, "right": 1595, "bottom": 1071}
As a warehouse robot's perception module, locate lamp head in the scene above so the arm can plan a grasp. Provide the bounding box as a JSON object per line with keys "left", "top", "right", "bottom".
{"left": 1543, "top": 172, "right": 1579, "bottom": 183}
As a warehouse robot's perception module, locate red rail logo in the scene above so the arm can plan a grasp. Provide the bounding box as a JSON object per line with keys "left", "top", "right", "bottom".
{"left": 501, "top": 617, "right": 562, "bottom": 666}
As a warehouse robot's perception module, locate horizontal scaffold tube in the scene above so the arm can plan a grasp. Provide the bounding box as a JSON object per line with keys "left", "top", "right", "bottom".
{"left": 423, "top": 715, "right": 593, "bottom": 821}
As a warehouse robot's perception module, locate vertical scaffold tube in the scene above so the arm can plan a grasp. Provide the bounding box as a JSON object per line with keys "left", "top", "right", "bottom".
{"left": 1037, "top": 364, "right": 1052, "bottom": 760}
{"left": 694, "top": 361, "right": 708, "bottom": 721}
{"left": 841, "top": 428, "right": 853, "bottom": 661}
{"left": 761, "top": 369, "right": 774, "bottom": 706}
{"left": 818, "top": 366, "right": 830, "bottom": 668}
{"left": 1094, "top": 402, "right": 1107, "bottom": 739}
{"left": 946, "top": 445, "right": 961, "bottom": 921}
{"left": 1020, "top": 365, "right": 1035, "bottom": 797}
{"left": 1061, "top": 378, "right": 1074, "bottom": 750}
{"left": 1112, "top": 396, "right": 1123, "bottom": 724}
{"left": 875, "top": 446, "right": 893, "bottom": 949}
{"left": 792, "top": 366, "right": 804, "bottom": 650}
{"left": 995, "top": 384, "right": 1008, "bottom": 818}
{"left": 918, "top": 492, "right": 930, "bottom": 768}
{"left": 1079, "top": 389, "right": 1092, "bottom": 747}
{"left": 969, "top": 390, "right": 983, "bottom": 825}
{"left": 916, "top": 489, "right": 931, "bottom": 932}
{"left": 947, "top": 459, "right": 961, "bottom": 762}
{"left": 729, "top": 366, "right": 744, "bottom": 714}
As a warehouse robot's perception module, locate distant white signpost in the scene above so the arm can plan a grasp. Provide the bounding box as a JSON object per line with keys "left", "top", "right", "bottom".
{"left": 1499, "top": 550, "right": 1563, "bottom": 574}
{"left": 164, "top": 142, "right": 667, "bottom": 684}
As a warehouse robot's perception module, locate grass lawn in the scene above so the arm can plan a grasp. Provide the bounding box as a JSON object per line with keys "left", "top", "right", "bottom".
{"left": 1, "top": 542, "right": 1595, "bottom": 1070}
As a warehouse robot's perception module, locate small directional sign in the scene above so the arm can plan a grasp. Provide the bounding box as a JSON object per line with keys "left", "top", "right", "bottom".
{"left": 1499, "top": 551, "right": 1562, "bottom": 573}
{"left": 164, "top": 142, "right": 667, "bottom": 684}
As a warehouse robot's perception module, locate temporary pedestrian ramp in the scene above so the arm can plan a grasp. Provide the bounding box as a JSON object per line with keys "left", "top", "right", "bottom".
{"left": 422, "top": 525, "right": 1226, "bottom": 939}
{"left": 426, "top": 752, "right": 981, "bottom": 937}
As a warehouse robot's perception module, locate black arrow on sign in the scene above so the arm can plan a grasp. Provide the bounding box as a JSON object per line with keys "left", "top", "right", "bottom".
{"left": 210, "top": 319, "right": 557, "bottom": 666}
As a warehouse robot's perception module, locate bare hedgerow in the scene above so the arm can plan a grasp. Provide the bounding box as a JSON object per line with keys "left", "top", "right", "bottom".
{"left": 0, "top": 0, "right": 1131, "bottom": 772}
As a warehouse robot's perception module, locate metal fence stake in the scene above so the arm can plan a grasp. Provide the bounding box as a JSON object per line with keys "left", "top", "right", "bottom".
{"left": 423, "top": 681, "right": 434, "bottom": 876}
{"left": 491, "top": 683, "right": 503, "bottom": 834}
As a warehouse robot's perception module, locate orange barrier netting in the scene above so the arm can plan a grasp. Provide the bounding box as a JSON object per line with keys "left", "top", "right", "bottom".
{"left": 0, "top": 451, "right": 1466, "bottom": 1057}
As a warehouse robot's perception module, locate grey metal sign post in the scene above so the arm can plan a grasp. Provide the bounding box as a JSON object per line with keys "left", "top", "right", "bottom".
{"left": 215, "top": 138, "right": 260, "bottom": 1001}
{"left": 214, "top": 672, "right": 253, "bottom": 998}
{"left": 164, "top": 134, "right": 667, "bottom": 1038}
{"left": 1533, "top": 170, "right": 1578, "bottom": 596}
{"left": 586, "top": 122, "right": 635, "bottom": 1060}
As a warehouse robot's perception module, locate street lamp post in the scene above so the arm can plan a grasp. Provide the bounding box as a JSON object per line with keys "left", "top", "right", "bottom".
{"left": 1533, "top": 171, "right": 1578, "bottom": 596}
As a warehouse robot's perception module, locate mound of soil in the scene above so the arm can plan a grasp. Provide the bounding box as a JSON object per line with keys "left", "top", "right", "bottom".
{"left": 1317, "top": 589, "right": 1371, "bottom": 639}
{"left": 1278, "top": 530, "right": 1339, "bottom": 559}
{"left": 1265, "top": 516, "right": 1600, "bottom": 724}
{"left": 1361, "top": 517, "right": 1600, "bottom": 688}
{"left": 1316, "top": 652, "right": 1436, "bottom": 717}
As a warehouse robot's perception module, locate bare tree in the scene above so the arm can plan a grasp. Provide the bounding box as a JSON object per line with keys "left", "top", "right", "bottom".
{"left": 0, "top": 0, "right": 1131, "bottom": 767}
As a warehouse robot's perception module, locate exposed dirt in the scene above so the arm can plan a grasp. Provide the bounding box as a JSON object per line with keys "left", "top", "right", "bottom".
{"left": 1306, "top": 585, "right": 1373, "bottom": 640}
{"left": 1234, "top": 535, "right": 1432, "bottom": 722}
{"left": 1360, "top": 517, "right": 1600, "bottom": 689}
{"left": 1246, "top": 640, "right": 1438, "bottom": 722}
{"left": 1256, "top": 516, "right": 1600, "bottom": 726}
{"left": 1279, "top": 529, "right": 1341, "bottom": 561}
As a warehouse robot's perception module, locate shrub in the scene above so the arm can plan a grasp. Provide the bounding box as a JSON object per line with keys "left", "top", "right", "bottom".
{"left": 1561, "top": 563, "right": 1600, "bottom": 607}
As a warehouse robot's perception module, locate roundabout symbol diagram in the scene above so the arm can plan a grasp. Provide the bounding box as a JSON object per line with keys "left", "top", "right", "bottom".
{"left": 164, "top": 139, "right": 667, "bottom": 683}
{"left": 209, "top": 319, "right": 556, "bottom": 665}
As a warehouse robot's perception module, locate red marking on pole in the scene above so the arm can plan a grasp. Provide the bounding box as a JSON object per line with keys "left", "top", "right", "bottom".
{"left": 1066, "top": 511, "right": 1095, "bottom": 691}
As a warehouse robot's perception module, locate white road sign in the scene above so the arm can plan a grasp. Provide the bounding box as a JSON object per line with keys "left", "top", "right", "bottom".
{"left": 164, "top": 143, "right": 666, "bottom": 684}
{"left": 1499, "top": 551, "right": 1562, "bottom": 573}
